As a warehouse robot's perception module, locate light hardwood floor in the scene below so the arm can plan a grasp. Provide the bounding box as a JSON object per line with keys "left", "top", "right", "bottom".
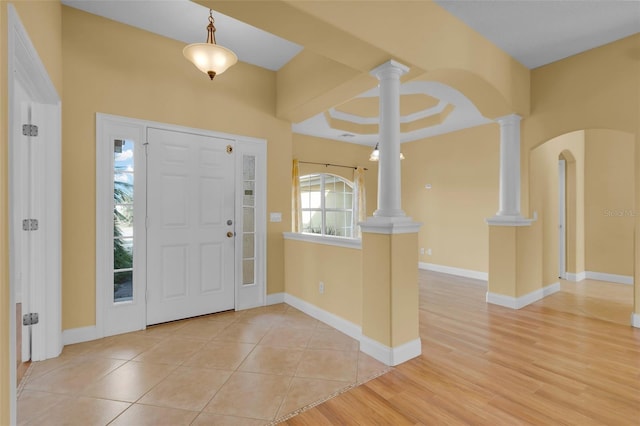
{"left": 282, "top": 270, "right": 640, "bottom": 425}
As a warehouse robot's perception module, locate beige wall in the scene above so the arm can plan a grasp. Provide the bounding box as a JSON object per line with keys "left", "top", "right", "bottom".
{"left": 402, "top": 124, "right": 500, "bottom": 273}
{"left": 1, "top": 1, "right": 63, "bottom": 422}
{"left": 205, "top": 0, "right": 529, "bottom": 121}
{"left": 284, "top": 239, "right": 362, "bottom": 326}
{"left": 585, "top": 130, "right": 635, "bottom": 276}
{"left": 530, "top": 131, "right": 585, "bottom": 286}
{"left": 61, "top": 7, "right": 292, "bottom": 330}
{"left": 523, "top": 34, "right": 639, "bottom": 212}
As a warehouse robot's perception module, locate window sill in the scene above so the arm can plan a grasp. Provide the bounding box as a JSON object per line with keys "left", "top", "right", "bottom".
{"left": 283, "top": 232, "right": 362, "bottom": 249}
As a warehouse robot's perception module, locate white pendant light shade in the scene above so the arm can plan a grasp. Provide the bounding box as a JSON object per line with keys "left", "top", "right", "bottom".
{"left": 183, "top": 43, "right": 237, "bottom": 79}
{"left": 369, "top": 145, "right": 380, "bottom": 161}
{"left": 369, "top": 143, "right": 405, "bottom": 161}
{"left": 184, "top": 10, "right": 237, "bottom": 80}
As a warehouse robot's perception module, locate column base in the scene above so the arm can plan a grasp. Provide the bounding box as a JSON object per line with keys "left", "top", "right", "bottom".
{"left": 360, "top": 215, "right": 421, "bottom": 234}
{"left": 486, "top": 214, "right": 535, "bottom": 226}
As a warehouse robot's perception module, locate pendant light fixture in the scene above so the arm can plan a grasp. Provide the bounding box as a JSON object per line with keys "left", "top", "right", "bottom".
{"left": 183, "top": 10, "right": 238, "bottom": 80}
{"left": 369, "top": 143, "right": 405, "bottom": 161}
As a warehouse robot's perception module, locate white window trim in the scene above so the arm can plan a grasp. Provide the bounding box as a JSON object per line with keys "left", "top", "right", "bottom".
{"left": 284, "top": 232, "right": 362, "bottom": 249}
{"left": 300, "top": 173, "right": 355, "bottom": 238}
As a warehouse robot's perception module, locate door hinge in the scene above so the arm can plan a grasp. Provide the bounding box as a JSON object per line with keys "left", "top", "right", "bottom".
{"left": 22, "top": 219, "right": 39, "bottom": 231}
{"left": 22, "top": 124, "right": 38, "bottom": 137}
{"left": 23, "top": 312, "right": 39, "bottom": 326}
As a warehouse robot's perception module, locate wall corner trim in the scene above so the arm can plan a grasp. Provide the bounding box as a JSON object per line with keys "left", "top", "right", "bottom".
{"left": 62, "top": 326, "right": 98, "bottom": 346}
{"left": 565, "top": 271, "right": 586, "bottom": 282}
{"left": 283, "top": 293, "right": 362, "bottom": 341}
{"left": 632, "top": 313, "right": 640, "bottom": 329}
{"left": 486, "top": 282, "right": 560, "bottom": 309}
{"left": 282, "top": 293, "right": 420, "bottom": 366}
{"left": 419, "top": 262, "right": 488, "bottom": 281}
{"left": 266, "top": 292, "right": 285, "bottom": 305}
{"left": 359, "top": 336, "right": 421, "bottom": 366}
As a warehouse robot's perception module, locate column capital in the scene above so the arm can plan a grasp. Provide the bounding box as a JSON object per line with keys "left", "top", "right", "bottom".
{"left": 370, "top": 60, "right": 410, "bottom": 80}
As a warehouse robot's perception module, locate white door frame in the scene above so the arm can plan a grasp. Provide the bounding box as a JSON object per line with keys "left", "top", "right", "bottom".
{"left": 8, "top": 4, "right": 62, "bottom": 424}
{"left": 96, "top": 114, "right": 267, "bottom": 338}
{"left": 558, "top": 159, "right": 567, "bottom": 279}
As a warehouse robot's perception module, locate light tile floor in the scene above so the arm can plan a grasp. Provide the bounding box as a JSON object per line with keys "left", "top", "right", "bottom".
{"left": 18, "top": 304, "right": 389, "bottom": 425}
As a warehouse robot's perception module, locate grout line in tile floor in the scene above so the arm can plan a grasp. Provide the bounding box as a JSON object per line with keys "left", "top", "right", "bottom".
{"left": 18, "top": 304, "right": 391, "bottom": 425}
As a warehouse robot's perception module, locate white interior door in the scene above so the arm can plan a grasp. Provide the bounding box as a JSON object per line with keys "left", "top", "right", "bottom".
{"left": 558, "top": 159, "right": 566, "bottom": 279}
{"left": 146, "top": 128, "right": 235, "bottom": 325}
{"left": 13, "top": 93, "right": 32, "bottom": 362}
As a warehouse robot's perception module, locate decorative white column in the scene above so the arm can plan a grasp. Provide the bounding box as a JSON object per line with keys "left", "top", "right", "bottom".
{"left": 486, "top": 114, "right": 533, "bottom": 226}
{"left": 371, "top": 60, "right": 408, "bottom": 219}
{"left": 359, "top": 60, "right": 421, "bottom": 366}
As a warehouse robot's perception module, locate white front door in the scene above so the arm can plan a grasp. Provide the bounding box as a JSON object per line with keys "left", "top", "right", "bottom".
{"left": 146, "top": 128, "right": 236, "bottom": 325}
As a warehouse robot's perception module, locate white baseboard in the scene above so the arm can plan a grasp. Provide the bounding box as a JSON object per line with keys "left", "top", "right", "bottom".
{"left": 585, "top": 271, "right": 633, "bottom": 285}
{"left": 284, "top": 293, "right": 362, "bottom": 341}
{"left": 62, "top": 325, "right": 98, "bottom": 346}
{"left": 359, "top": 336, "right": 422, "bottom": 366}
{"left": 266, "top": 292, "right": 285, "bottom": 305}
{"left": 486, "top": 282, "right": 561, "bottom": 310}
{"left": 419, "top": 262, "right": 488, "bottom": 281}
{"left": 565, "top": 271, "right": 586, "bottom": 282}
{"left": 283, "top": 293, "right": 421, "bottom": 365}
{"left": 632, "top": 313, "right": 640, "bottom": 329}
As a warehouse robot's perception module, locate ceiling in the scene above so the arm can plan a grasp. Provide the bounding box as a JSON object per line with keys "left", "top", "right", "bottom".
{"left": 62, "top": 0, "right": 639, "bottom": 145}
{"left": 434, "top": 0, "right": 639, "bottom": 69}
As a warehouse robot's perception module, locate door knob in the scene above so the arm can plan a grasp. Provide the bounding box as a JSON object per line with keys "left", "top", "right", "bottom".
{"left": 227, "top": 231, "right": 234, "bottom": 238}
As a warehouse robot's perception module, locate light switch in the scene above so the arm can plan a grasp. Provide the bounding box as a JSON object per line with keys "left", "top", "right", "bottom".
{"left": 270, "top": 212, "right": 282, "bottom": 222}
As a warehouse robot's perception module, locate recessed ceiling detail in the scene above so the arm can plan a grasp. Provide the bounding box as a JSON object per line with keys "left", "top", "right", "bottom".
{"left": 293, "top": 80, "right": 492, "bottom": 146}
{"left": 334, "top": 94, "right": 439, "bottom": 118}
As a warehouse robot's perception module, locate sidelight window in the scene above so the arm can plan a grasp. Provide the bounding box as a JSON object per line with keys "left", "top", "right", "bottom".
{"left": 113, "top": 139, "right": 134, "bottom": 302}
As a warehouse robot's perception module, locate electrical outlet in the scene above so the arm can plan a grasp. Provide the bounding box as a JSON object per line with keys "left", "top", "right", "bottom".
{"left": 319, "top": 281, "right": 325, "bottom": 294}
{"left": 420, "top": 247, "right": 425, "bottom": 255}
{"left": 427, "top": 248, "right": 432, "bottom": 256}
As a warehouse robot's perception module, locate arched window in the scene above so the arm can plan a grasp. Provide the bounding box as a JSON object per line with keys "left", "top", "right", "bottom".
{"left": 300, "top": 174, "right": 354, "bottom": 237}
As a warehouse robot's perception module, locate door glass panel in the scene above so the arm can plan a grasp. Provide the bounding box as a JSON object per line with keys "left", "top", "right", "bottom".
{"left": 242, "top": 260, "right": 254, "bottom": 285}
{"left": 114, "top": 270, "right": 133, "bottom": 302}
{"left": 243, "top": 155, "right": 255, "bottom": 180}
{"left": 113, "top": 139, "right": 134, "bottom": 303}
{"left": 114, "top": 238, "right": 133, "bottom": 269}
{"left": 243, "top": 234, "right": 254, "bottom": 258}
{"left": 243, "top": 181, "right": 255, "bottom": 206}
{"left": 242, "top": 155, "right": 256, "bottom": 286}
{"left": 243, "top": 207, "right": 254, "bottom": 232}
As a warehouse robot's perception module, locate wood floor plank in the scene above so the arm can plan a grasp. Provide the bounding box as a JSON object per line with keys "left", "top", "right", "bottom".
{"left": 281, "top": 270, "right": 640, "bottom": 425}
